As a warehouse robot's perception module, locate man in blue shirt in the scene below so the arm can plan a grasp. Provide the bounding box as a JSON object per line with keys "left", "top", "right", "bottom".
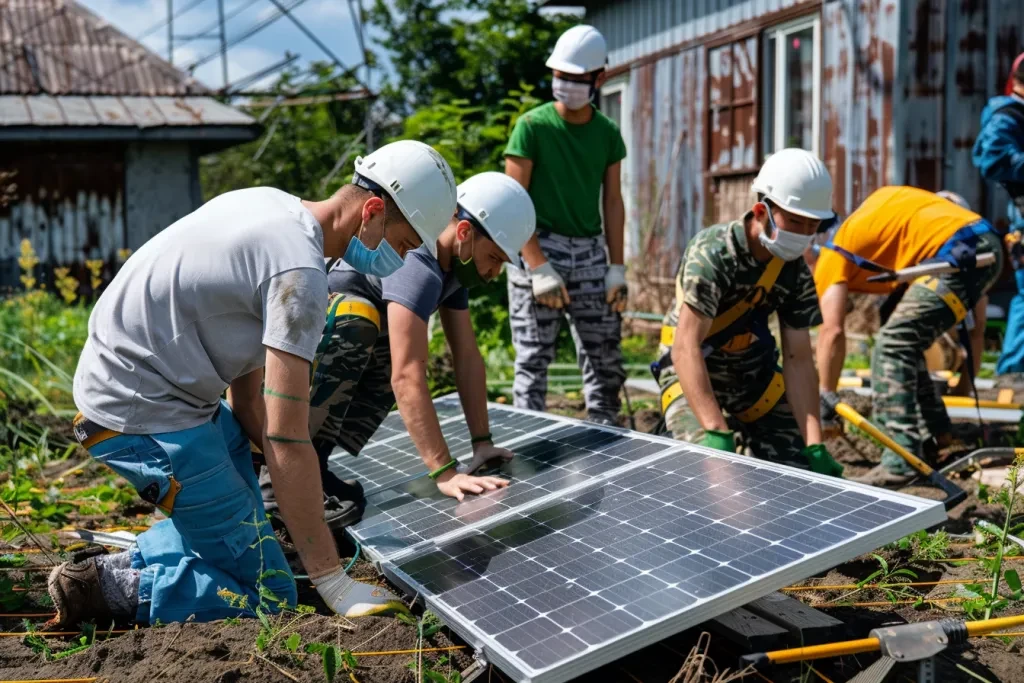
{"left": 973, "top": 51, "right": 1024, "bottom": 374}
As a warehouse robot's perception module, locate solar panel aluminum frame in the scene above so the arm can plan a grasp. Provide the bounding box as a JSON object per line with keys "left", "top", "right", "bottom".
{"left": 349, "top": 404, "right": 689, "bottom": 565}
{"left": 379, "top": 443, "right": 946, "bottom": 683}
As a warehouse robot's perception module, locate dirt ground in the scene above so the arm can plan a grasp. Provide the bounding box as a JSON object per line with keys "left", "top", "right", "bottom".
{"left": 1, "top": 379, "right": 1023, "bottom": 682}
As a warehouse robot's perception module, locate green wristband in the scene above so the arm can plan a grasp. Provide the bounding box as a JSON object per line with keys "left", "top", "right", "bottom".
{"left": 471, "top": 433, "right": 493, "bottom": 445}
{"left": 428, "top": 459, "right": 458, "bottom": 480}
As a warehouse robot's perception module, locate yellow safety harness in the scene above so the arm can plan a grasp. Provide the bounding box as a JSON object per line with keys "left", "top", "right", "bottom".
{"left": 659, "top": 257, "right": 786, "bottom": 422}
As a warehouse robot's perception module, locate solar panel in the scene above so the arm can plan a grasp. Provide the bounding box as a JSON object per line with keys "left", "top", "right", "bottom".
{"left": 329, "top": 399, "right": 568, "bottom": 496}
{"left": 365, "top": 396, "right": 465, "bottom": 444}
{"left": 349, "top": 413, "right": 679, "bottom": 562}
{"left": 379, "top": 446, "right": 944, "bottom": 683}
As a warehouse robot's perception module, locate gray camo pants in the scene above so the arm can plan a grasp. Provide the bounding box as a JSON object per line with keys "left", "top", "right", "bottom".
{"left": 506, "top": 231, "right": 624, "bottom": 420}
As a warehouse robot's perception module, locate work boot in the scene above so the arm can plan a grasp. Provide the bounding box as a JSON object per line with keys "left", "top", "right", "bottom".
{"left": 586, "top": 413, "right": 619, "bottom": 427}
{"left": 851, "top": 464, "right": 915, "bottom": 489}
{"left": 46, "top": 558, "right": 113, "bottom": 629}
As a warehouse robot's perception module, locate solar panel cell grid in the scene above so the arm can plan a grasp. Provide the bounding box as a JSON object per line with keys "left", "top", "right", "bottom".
{"left": 385, "top": 448, "right": 943, "bottom": 683}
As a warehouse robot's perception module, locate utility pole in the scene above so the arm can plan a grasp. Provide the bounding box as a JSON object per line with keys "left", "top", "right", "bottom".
{"left": 217, "top": 0, "right": 228, "bottom": 88}
{"left": 167, "top": 0, "right": 173, "bottom": 63}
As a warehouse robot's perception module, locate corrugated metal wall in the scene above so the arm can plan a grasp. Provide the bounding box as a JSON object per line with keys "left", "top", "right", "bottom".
{"left": 604, "top": 0, "right": 1023, "bottom": 285}
{"left": 587, "top": 0, "right": 806, "bottom": 69}
{"left": 629, "top": 47, "right": 705, "bottom": 283}
{"left": 821, "top": 0, "right": 899, "bottom": 217}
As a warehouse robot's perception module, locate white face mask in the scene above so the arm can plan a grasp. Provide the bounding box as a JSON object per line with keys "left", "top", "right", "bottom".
{"left": 757, "top": 204, "right": 814, "bottom": 261}
{"left": 552, "top": 77, "right": 593, "bottom": 111}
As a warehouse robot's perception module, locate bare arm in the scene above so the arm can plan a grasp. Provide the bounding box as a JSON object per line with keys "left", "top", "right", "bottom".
{"left": 388, "top": 303, "right": 450, "bottom": 470}
{"left": 261, "top": 347, "right": 339, "bottom": 577}
{"left": 603, "top": 161, "right": 625, "bottom": 265}
{"left": 671, "top": 304, "right": 729, "bottom": 432}
{"left": 816, "top": 284, "right": 849, "bottom": 393}
{"left": 505, "top": 156, "right": 547, "bottom": 270}
{"left": 782, "top": 326, "right": 823, "bottom": 445}
{"left": 439, "top": 306, "right": 489, "bottom": 439}
{"left": 228, "top": 368, "right": 265, "bottom": 447}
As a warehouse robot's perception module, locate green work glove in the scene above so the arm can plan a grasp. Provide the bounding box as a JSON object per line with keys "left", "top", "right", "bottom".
{"left": 803, "top": 443, "right": 844, "bottom": 478}
{"left": 700, "top": 430, "right": 736, "bottom": 453}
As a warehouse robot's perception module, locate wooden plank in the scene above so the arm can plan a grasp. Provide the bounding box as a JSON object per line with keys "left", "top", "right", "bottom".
{"left": 706, "top": 607, "right": 789, "bottom": 651}
{"left": 745, "top": 592, "right": 843, "bottom": 645}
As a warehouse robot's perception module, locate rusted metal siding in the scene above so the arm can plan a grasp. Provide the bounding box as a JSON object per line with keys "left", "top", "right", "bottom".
{"left": 583, "top": 0, "right": 805, "bottom": 69}
{"left": 628, "top": 47, "right": 705, "bottom": 281}
{"left": 0, "top": 144, "right": 125, "bottom": 287}
{"left": 821, "top": 0, "right": 899, "bottom": 217}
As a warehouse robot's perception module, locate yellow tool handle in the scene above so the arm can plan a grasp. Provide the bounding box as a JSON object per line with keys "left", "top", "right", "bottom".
{"left": 833, "top": 403, "right": 934, "bottom": 476}
{"left": 942, "top": 396, "right": 1022, "bottom": 410}
{"left": 746, "top": 614, "right": 1024, "bottom": 667}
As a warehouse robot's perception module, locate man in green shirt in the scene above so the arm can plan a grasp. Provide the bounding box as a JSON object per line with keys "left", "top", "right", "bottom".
{"left": 504, "top": 24, "right": 628, "bottom": 424}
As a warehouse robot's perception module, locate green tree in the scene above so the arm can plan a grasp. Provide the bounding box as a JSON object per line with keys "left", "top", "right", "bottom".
{"left": 368, "top": 0, "right": 577, "bottom": 112}
{"left": 200, "top": 63, "right": 370, "bottom": 201}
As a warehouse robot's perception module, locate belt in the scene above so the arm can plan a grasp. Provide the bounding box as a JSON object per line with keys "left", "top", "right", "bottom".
{"left": 71, "top": 413, "right": 182, "bottom": 515}
{"left": 659, "top": 370, "right": 785, "bottom": 423}
{"left": 72, "top": 412, "right": 120, "bottom": 449}
{"left": 913, "top": 275, "right": 967, "bottom": 323}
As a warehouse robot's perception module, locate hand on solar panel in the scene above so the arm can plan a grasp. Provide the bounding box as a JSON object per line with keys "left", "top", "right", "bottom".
{"left": 435, "top": 469, "right": 509, "bottom": 501}
{"left": 466, "top": 443, "right": 516, "bottom": 474}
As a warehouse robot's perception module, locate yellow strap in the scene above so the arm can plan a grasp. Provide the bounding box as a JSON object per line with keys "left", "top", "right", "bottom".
{"left": 335, "top": 300, "right": 381, "bottom": 329}
{"left": 660, "top": 325, "right": 675, "bottom": 347}
{"left": 660, "top": 381, "right": 684, "bottom": 414}
{"left": 706, "top": 257, "right": 784, "bottom": 338}
{"left": 913, "top": 275, "right": 967, "bottom": 323}
{"left": 733, "top": 371, "right": 786, "bottom": 423}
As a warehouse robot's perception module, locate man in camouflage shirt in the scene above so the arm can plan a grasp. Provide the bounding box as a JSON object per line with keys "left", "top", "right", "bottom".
{"left": 655, "top": 149, "right": 842, "bottom": 475}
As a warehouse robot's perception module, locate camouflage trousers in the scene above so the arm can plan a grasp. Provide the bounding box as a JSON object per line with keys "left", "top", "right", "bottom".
{"left": 506, "top": 232, "right": 625, "bottom": 420}
{"left": 260, "top": 292, "right": 393, "bottom": 511}
{"left": 874, "top": 229, "right": 1004, "bottom": 473}
{"left": 657, "top": 360, "right": 809, "bottom": 470}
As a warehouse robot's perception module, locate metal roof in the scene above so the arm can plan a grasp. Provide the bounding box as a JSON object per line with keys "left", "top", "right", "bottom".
{"left": 0, "top": 95, "right": 258, "bottom": 142}
{"left": 0, "top": 0, "right": 206, "bottom": 96}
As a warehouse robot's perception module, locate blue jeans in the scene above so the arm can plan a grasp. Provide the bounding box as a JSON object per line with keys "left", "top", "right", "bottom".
{"left": 87, "top": 401, "right": 296, "bottom": 623}
{"left": 997, "top": 269, "right": 1024, "bottom": 375}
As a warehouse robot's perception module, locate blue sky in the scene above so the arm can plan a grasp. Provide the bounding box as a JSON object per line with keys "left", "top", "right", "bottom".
{"left": 80, "top": 0, "right": 374, "bottom": 91}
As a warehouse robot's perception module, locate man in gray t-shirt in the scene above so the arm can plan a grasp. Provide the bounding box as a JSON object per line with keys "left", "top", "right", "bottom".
{"left": 260, "top": 172, "right": 537, "bottom": 528}
{"left": 51, "top": 141, "right": 480, "bottom": 628}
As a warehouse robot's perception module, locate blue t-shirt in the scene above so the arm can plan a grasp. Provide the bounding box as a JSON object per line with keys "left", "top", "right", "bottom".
{"left": 328, "top": 246, "right": 469, "bottom": 335}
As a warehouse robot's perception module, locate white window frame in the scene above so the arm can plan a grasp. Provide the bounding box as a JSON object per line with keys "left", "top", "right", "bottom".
{"left": 599, "top": 77, "right": 634, "bottom": 260}
{"left": 600, "top": 77, "right": 630, "bottom": 151}
{"left": 766, "top": 14, "right": 821, "bottom": 156}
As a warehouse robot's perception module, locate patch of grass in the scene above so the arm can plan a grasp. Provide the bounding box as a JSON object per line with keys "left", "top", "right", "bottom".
{"left": 842, "top": 353, "right": 871, "bottom": 370}
{"left": 891, "top": 530, "right": 951, "bottom": 562}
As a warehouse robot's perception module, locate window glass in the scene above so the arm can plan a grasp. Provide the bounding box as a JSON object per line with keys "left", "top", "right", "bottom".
{"left": 783, "top": 26, "right": 815, "bottom": 150}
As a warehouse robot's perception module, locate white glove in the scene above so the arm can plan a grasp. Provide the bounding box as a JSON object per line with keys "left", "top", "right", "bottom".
{"left": 312, "top": 566, "right": 409, "bottom": 617}
{"left": 530, "top": 262, "right": 569, "bottom": 309}
{"left": 605, "top": 264, "right": 627, "bottom": 312}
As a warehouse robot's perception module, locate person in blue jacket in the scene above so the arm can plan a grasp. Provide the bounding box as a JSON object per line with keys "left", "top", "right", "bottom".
{"left": 973, "top": 51, "right": 1024, "bottom": 374}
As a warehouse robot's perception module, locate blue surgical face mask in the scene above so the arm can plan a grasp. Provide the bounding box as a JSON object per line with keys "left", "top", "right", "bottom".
{"left": 342, "top": 226, "right": 405, "bottom": 277}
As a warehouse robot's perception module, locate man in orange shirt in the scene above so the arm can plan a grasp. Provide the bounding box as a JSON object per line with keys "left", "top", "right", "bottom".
{"left": 812, "top": 186, "right": 1003, "bottom": 486}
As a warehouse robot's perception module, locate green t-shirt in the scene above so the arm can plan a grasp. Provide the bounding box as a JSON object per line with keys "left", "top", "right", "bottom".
{"left": 503, "top": 102, "right": 627, "bottom": 238}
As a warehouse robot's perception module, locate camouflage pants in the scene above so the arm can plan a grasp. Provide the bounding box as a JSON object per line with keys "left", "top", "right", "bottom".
{"left": 659, "top": 369, "right": 809, "bottom": 470}
{"left": 874, "top": 229, "right": 1004, "bottom": 473}
{"left": 506, "top": 232, "right": 625, "bottom": 420}
{"left": 260, "top": 293, "right": 393, "bottom": 511}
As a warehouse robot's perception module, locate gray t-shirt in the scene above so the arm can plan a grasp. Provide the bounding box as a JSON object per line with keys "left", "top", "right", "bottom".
{"left": 328, "top": 246, "right": 468, "bottom": 334}
{"left": 73, "top": 187, "right": 329, "bottom": 434}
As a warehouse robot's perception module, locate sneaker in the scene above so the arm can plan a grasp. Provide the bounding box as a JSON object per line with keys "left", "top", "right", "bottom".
{"left": 586, "top": 414, "right": 619, "bottom": 427}
{"left": 851, "top": 464, "right": 915, "bottom": 489}
{"left": 46, "top": 558, "right": 113, "bottom": 629}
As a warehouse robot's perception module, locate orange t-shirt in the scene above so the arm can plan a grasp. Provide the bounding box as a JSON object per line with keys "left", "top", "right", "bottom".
{"left": 814, "top": 186, "right": 982, "bottom": 299}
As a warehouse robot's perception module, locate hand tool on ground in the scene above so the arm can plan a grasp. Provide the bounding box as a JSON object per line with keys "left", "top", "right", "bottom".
{"left": 820, "top": 393, "right": 966, "bottom": 509}
{"left": 865, "top": 252, "right": 997, "bottom": 283}
{"left": 740, "top": 614, "right": 1024, "bottom": 683}
{"left": 940, "top": 447, "right": 1024, "bottom": 475}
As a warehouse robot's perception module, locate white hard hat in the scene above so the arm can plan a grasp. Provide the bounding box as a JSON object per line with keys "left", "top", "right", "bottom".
{"left": 352, "top": 140, "right": 457, "bottom": 257}
{"left": 457, "top": 173, "right": 536, "bottom": 264}
{"left": 936, "top": 190, "right": 970, "bottom": 210}
{"left": 545, "top": 25, "right": 607, "bottom": 75}
{"left": 751, "top": 148, "right": 835, "bottom": 220}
